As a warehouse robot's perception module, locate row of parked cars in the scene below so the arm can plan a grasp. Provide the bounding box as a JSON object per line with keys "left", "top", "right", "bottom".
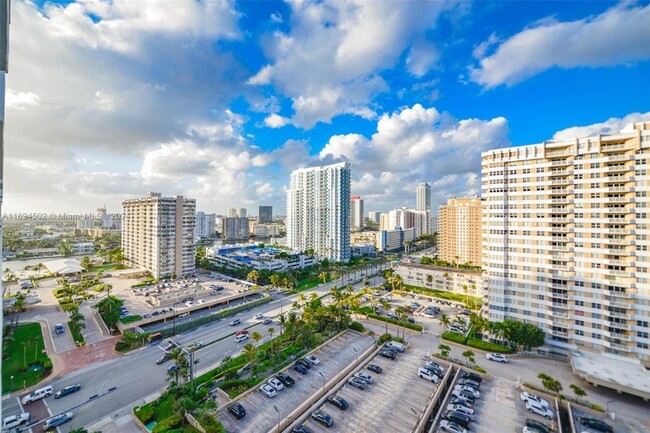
{"left": 3, "top": 384, "right": 82, "bottom": 431}
{"left": 438, "top": 371, "right": 484, "bottom": 433}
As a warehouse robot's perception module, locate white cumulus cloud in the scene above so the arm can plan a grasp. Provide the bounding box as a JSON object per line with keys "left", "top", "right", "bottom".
{"left": 263, "top": 113, "right": 291, "bottom": 128}
{"left": 552, "top": 112, "right": 650, "bottom": 141}
{"left": 471, "top": 2, "right": 650, "bottom": 88}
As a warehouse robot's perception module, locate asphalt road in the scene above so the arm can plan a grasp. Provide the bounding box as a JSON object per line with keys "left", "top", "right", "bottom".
{"left": 2, "top": 264, "right": 389, "bottom": 431}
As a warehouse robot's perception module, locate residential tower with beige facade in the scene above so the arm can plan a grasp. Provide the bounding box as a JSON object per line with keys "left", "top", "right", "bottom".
{"left": 438, "top": 197, "right": 483, "bottom": 267}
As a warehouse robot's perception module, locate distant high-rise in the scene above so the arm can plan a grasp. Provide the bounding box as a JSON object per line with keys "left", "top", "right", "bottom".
{"left": 259, "top": 206, "right": 273, "bottom": 223}
{"left": 368, "top": 211, "right": 381, "bottom": 223}
{"left": 416, "top": 183, "right": 431, "bottom": 212}
{"left": 386, "top": 207, "right": 431, "bottom": 237}
{"left": 238, "top": 208, "right": 247, "bottom": 218}
{"left": 227, "top": 208, "right": 246, "bottom": 218}
{"left": 195, "top": 212, "right": 217, "bottom": 238}
{"left": 221, "top": 217, "right": 249, "bottom": 240}
{"left": 351, "top": 196, "right": 365, "bottom": 231}
{"left": 287, "top": 162, "right": 351, "bottom": 261}
{"left": 122, "top": 193, "right": 196, "bottom": 279}
{"left": 438, "top": 197, "right": 482, "bottom": 267}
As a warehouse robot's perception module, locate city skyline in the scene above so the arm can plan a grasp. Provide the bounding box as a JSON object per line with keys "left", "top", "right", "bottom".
{"left": 4, "top": 0, "right": 649, "bottom": 215}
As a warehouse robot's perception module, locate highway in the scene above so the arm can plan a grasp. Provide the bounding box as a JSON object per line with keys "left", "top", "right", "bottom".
{"left": 2, "top": 265, "right": 388, "bottom": 431}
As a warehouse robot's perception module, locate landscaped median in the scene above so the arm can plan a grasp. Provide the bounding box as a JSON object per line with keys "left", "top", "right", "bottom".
{"left": 442, "top": 331, "right": 514, "bottom": 354}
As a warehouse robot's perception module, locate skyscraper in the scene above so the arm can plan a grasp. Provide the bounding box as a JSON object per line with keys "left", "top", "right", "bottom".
{"left": 221, "top": 217, "right": 249, "bottom": 240}
{"left": 122, "top": 193, "right": 196, "bottom": 279}
{"left": 416, "top": 182, "right": 431, "bottom": 212}
{"left": 439, "top": 197, "right": 482, "bottom": 266}
{"left": 195, "top": 211, "right": 217, "bottom": 238}
{"left": 259, "top": 206, "right": 273, "bottom": 223}
{"left": 286, "top": 162, "right": 351, "bottom": 261}
{"left": 482, "top": 122, "right": 649, "bottom": 362}
{"left": 350, "top": 196, "right": 365, "bottom": 231}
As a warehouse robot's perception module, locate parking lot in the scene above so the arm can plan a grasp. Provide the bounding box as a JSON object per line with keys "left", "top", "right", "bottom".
{"left": 298, "top": 332, "right": 441, "bottom": 432}
{"left": 571, "top": 404, "right": 643, "bottom": 433}
{"left": 218, "top": 331, "right": 375, "bottom": 433}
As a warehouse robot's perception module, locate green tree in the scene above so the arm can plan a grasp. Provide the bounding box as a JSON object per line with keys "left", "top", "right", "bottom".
{"left": 247, "top": 270, "right": 260, "bottom": 285}
{"left": 80, "top": 256, "right": 92, "bottom": 270}
{"left": 268, "top": 327, "right": 275, "bottom": 357}
{"left": 439, "top": 313, "right": 451, "bottom": 332}
{"left": 94, "top": 296, "right": 123, "bottom": 330}
{"left": 569, "top": 384, "right": 587, "bottom": 403}
{"left": 242, "top": 343, "right": 257, "bottom": 373}
{"left": 461, "top": 349, "right": 475, "bottom": 367}
{"left": 538, "top": 373, "right": 563, "bottom": 400}
{"left": 318, "top": 272, "right": 328, "bottom": 284}
{"left": 438, "top": 344, "right": 451, "bottom": 358}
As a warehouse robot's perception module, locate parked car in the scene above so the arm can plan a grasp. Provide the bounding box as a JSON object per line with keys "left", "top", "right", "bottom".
{"left": 260, "top": 384, "right": 277, "bottom": 398}
{"left": 454, "top": 385, "right": 480, "bottom": 399}
{"left": 460, "top": 372, "right": 482, "bottom": 383}
{"left": 2, "top": 413, "right": 31, "bottom": 430}
{"left": 293, "top": 363, "right": 308, "bottom": 375}
{"left": 417, "top": 367, "right": 440, "bottom": 383}
{"left": 163, "top": 341, "right": 175, "bottom": 351}
{"left": 228, "top": 403, "right": 246, "bottom": 419}
{"left": 367, "top": 364, "right": 383, "bottom": 374}
{"left": 156, "top": 354, "right": 170, "bottom": 365}
{"left": 520, "top": 392, "right": 549, "bottom": 408}
{"left": 311, "top": 410, "right": 334, "bottom": 427}
{"left": 43, "top": 412, "right": 74, "bottom": 429}
{"left": 263, "top": 318, "right": 273, "bottom": 325}
{"left": 525, "top": 400, "right": 555, "bottom": 419}
{"left": 353, "top": 372, "right": 373, "bottom": 384}
{"left": 267, "top": 377, "right": 284, "bottom": 391}
{"left": 54, "top": 323, "right": 65, "bottom": 334}
{"left": 305, "top": 355, "right": 320, "bottom": 365}
{"left": 54, "top": 384, "right": 81, "bottom": 399}
{"left": 424, "top": 364, "right": 444, "bottom": 377}
{"left": 297, "top": 358, "right": 312, "bottom": 369}
{"left": 347, "top": 377, "right": 368, "bottom": 390}
{"left": 578, "top": 418, "right": 613, "bottom": 433}
{"left": 327, "top": 395, "right": 349, "bottom": 410}
{"left": 523, "top": 418, "right": 552, "bottom": 433}
{"left": 378, "top": 349, "right": 396, "bottom": 360}
{"left": 458, "top": 378, "right": 480, "bottom": 389}
{"left": 385, "top": 341, "right": 405, "bottom": 352}
{"left": 167, "top": 364, "right": 179, "bottom": 374}
{"left": 439, "top": 419, "right": 467, "bottom": 433}
{"left": 450, "top": 396, "right": 474, "bottom": 408}
{"left": 229, "top": 319, "right": 241, "bottom": 326}
{"left": 292, "top": 425, "right": 314, "bottom": 433}
{"left": 446, "top": 404, "right": 475, "bottom": 420}
{"left": 276, "top": 372, "right": 295, "bottom": 387}
{"left": 486, "top": 353, "right": 509, "bottom": 363}
{"left": 443, "top": 410, "right": 471, "bottom": 430}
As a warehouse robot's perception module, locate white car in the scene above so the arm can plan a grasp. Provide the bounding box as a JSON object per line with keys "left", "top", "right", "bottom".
{"left": 254, "top": 313, "right": 263, "bottom": 320}
{"left": 267, "top": 377, "right": 284, "bottom": 391}
{"left": 234, "top": 334, "right": 249, "bottom": 343}
{"left": 453, "top": 385, "right": 480, "bottom": 399}
{"left": 2, "top": 413, "right": 31, "bottom": 430}
{"left": 418, "top": 368, "right": 440, "bottom": 383}
{"left": 185, "top": 301, "right": 194, "bottom": 307}
{"left": 260, "top": 384, "right": 276, "bottom": 398}
{"left": 520, "top": 392, "right": 550, "bottom": 408}
{"left": 439, "top": 419, "right": 467, "bottom": 433}
{"left": 486, "top": 353, "right": 509, "bottom": 363}
{"left": 446, "top": 404, "right": 475, "bottom": 420}
{"left": 305, "top": 355, "right": 320, "bottom": 365}
{"left": 353, "top": 372, "right": 373, "bottom": 384}
{"left": 526, "top": 401, "right": 554, "bottom": 419}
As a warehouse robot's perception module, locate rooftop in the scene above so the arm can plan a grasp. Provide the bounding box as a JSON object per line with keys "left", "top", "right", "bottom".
{"left": 571, "top": 350, "right": 650, "bottom": 400}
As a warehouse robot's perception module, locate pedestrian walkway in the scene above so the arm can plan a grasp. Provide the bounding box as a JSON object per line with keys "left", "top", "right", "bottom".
{"left": 59, "top": 336, "right": 121, "bottom": 376}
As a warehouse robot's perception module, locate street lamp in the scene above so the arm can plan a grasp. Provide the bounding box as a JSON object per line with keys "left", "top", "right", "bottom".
{"left": 318, "top": 371, "right": 325, "bottom": 389}
{"left": 273, "top": 404, "right": 279, "bottom": 433}
{"left": 10, "top": 375, "right": 14, "bottom": 392}
{"left": 353, "top": 347, "right": 358, "bottom": 364}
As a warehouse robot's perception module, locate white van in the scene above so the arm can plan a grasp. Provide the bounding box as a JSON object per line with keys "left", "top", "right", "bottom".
{"left": 234, "top": 334, "right": 249, "bottom": 343}
{"left": 22, "top": 385, "right": 53, "bottom": 404}
{"left": 385, "top": 341, "right": 405, "bottom": 352}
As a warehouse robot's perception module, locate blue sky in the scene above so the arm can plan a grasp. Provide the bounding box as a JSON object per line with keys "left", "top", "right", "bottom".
{"left": 5, "top": 0, "right": 650, "bottom": 215}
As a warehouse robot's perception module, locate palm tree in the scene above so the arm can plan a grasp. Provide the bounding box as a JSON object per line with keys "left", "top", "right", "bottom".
{"left": 278, "top": 313, "right": 286, "bottom": 335}
{"left": 242, "top": 343, "right": 257, "bottom": 374}
{"left": 270, "top": 274, "right": 280, "bottom": 289}
{"left": 251, "top": 331, "right": 263, "bottom": 348}
{"left": 380, "top": 299, "right": 391, "bottom": 334}
{"left": 287, "top": 312, "right": 298, "bottom": 341}
{"left": 318, "top": 272, "right": 328, "bottom": 284}
{"left": 268, "top": 327, "right": 275, "bottom": 357}
{"left": 439, "top": 313, "right": 451, "bottom": 332}
{"left": 247, "top": 270, "right": 259, "bottom": 285}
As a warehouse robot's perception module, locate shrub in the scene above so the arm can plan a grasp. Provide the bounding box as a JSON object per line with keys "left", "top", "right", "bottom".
{"left": 152, "top": 413, "right": 182, "bottom": 433}
{"left": 42, "top": 358, "right": 53, "bottom": 370}
{"left": 442, "top": 331, "right": 465, "bottom": 344}
{"left": 198, "top": 413, "right": 226, "bottom": 433}
{"left": 378, "top": 333, "right": 392, "bottom": 344}
{"left": 134, "top": 404, "right": 155, "bottom": 424}
{"left": 349, "top": 321, "right": 364, "bottom": 332}
{"left": 114, "top": 341, "right": 130, "bottom": 352}
{"left": 473, "top": 365, "right": 487, "bottom": 373}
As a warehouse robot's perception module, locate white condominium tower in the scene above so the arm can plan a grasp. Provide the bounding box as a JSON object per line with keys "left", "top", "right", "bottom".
{"left": 351, "top": 196, "right": 365, "bottom": 231}
{"left": 122, "top": 192, "right": 196, "bottom": 279}
{"left": 482, "top": 122, "right": 650, "bottom": 362}
{"left": 286, "top": 162, "right": 351, "bottom": 261}
{"left": 416, "top": 182, "right": 431, "bottom": 212}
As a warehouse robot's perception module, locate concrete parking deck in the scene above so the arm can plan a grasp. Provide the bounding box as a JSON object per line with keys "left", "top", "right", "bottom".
{"left": 218, "top": 331, "right": 375, "bottom": 433}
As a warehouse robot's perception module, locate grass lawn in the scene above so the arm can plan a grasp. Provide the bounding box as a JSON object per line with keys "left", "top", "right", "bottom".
{"left": 67, "top": 321, "right": 86, "bottom": 346}
{"left": 2, "top": 323, "right": 52, "bottom": 393}
{"left": 92, "top": 263, "right": 122, "bottom": 272}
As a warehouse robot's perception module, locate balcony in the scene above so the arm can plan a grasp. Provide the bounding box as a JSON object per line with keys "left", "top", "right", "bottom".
{"left": 605, "top": 218, "right": 629, "bottom": 224}
{"left": 550, "top": 207, "right": 570, "bottom": 213}
{"left": 551, "top": 217, "right": 571, "bottom": 223}
{"left": 605, "top": 165, "right": 631, "bottom": 173}
{"left": 551, "top": 198, "right": 573, "bottom": 204}
{"left": 605, "top": 196, "right": 632, "bottom": 203}
{"left": 607, "top": 248, "right": 630, "bottom": 255}
{"left": 608, "top": 321, "right": 629, "bottom": 331}
{"left": 608, "top": 342, "right": 630, "bottom": 351}
{"left": 606, "top": 238, "right": 632, "bottom": 246}
{"left": 606, "top": 154, "right": 633, "bottom": 162}
{"left": 549, "top": 188, "right": 570, "bottom": 195}
{"left": 551, "top": 159, "right": 571, "bottom": 166}
{"left": 550, "top": 169, "right": 572, "bottom": 176}
{"left": 550, "top": 226, "right": 570, "bottom": 233}
{"left": 603, "top": 175, "right": 632, "bottom": 183}
{"left": 607, "top": 186, "right": 633, "bottom": 193}
{"left": 552, "top": 178, "right": 570, "bottom": 185}
{"left": 547, "top": 150, "right": 571, "bottom": 157}
{"left": 551, "top": 292, "right": 569, "bottom": 299}
{"left": 551, "top": 329, "right": 569, "bottom": 338}
{"left": 607, "top": 228, "right": 631, "bottom": 234}
{"left": 605, "top": 208, "right": 630, "bottom": 214}
{"left": 601, "top": 143, "right": 633, "bottom": 152}
{"left": 607, "top": 270, "right": 632, "bottom": 277}
{"left": 607, "top": 290, "right": 632, "bottom": 299}
{"left": 608, "top": 299, "right": 631, "bottom": 308}
{"left": 604, "top": 258, "right": 630, "bottom": 266}
{"left": 550, "top": 245, "right": 570, "bottom": 252}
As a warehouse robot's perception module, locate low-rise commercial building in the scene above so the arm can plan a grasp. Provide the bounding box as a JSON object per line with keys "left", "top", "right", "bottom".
{"left": 393, "top": 262, "right": 483, "bottom": 297}
{"left": 206, "top": 245, "right": 316, "bottom": 272}
{"left": 351, "top": 243, "right": 376, "bottom": 257}
{"left": 71, "top": 242, "right": 95, "bottom": 254}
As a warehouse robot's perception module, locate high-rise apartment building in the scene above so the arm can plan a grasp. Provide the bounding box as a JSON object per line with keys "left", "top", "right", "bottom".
{"left": 221, "top": 217, "right": 249, "bottom": 240}
{"left": 417, "top": 182, "right": 431, "bottom": 212}
{"left": 122, "top": 193, "right": 196, "bottom": 279}
{"left": 385, "top": 207, "right": 431, "bottom": 237}
{"left": 482, "top": 122, "right": 650, "bottom": 363}
{"left": 439, "top": 197, "right": 483, "bottom": 267}
{"left": 195, "top": 211, "right": 216, "bottom": 238}
{"left": 351, "top": 196, "right": 365, "bottom": 231}
{"left": 259, "top": 206, "right": 273, "bottom": 223}
{"left": 286, "top": 162, "right": 351, "bottom": 261}
{"left": 368, "top": 211, "right": 381, "bottom": 223}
